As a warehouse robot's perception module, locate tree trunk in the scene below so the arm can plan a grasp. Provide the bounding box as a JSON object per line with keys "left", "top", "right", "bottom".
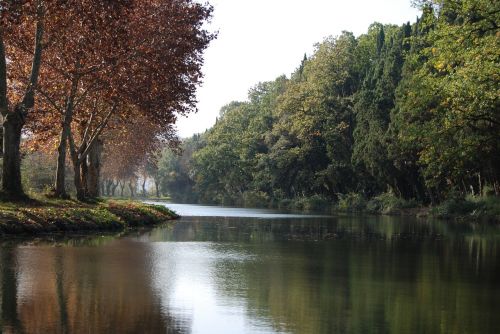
{"left": 105, "top": 179, "right": 112, "bottom": 196}
{"left": 81, "top": 158, "right": 88, "bottom": 197}
{"left": 0, "top": 125, "right": 3, "bottom": 157}
{"left": 73, "top": 160, "right": 85, "bottom": 201}
{"left": 478, "top": 173, "right": 482, "bottom": 197}
{"left": 2, "top": 110, "right": 24, "bottom": 197}
{"left": 142, "top": 178, "right": 147, "bottom": 198}
{"left": 128, "top": 181, "right": 135, "bottom": 198}
{"left": 155, "top": 179, "right": 160, "bottom": 198}
{"left": 87, "top": 139, "right": 102, "bottom": 198}
{"left": 119, "top": 181, "right": 125, "bottom": 197}
{"left": 0, "top": 5, "right": 43, "bottom": 199}
{"left": 111, "top": 181, "right": 118, "bottom": 197}
{"left": 54, "top": 127, "right": 69, "bottom": 198}
{"left": 54, "top": 79, "right": 78, "bottom": 198}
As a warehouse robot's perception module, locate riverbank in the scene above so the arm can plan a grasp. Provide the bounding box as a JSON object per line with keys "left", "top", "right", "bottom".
{"left": 202, "top": 192, "right": 500, "bottom": 223}
{"left": 0, "top": 197, "right": 179, "bottom": 236}
{"left": 305, "top": 193, "right": 500, "bottom": 223}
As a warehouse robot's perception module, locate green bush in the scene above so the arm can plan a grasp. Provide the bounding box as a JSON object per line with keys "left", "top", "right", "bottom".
{"left": 432, "top": 198, "right": 480, "bottom": 218}
{"left": 277, "top": 198, "right": 293, "bottom": 209}
{"left": 292, "top": 195, "right": 330, "bottom": 211}
{"left": 337, "top": 193, "right": 366, "bottom": 212}
{"left": 242, "top": 191, "right": 270, "bottom": 208}
{"left": 477, "top": 198, "right": 500, "bottom": 221}
{"left": 480, "top": 196, "right": 500, "bottom": 216}
{"left": 367, "top": 192, "right": 419, "bottom": 214}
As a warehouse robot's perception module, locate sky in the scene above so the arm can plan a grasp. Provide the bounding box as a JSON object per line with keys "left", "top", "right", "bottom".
{"left": 175, "top": 0, "right": 421, "bottom": 138}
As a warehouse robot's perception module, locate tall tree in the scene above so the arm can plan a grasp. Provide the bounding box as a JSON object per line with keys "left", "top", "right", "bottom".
{"left": 24, "top": 0, "right": 214, "bottom": 200}
{"left": 0, "top": 0, "right": 45, "bottom": 198}
{"left": 394, "top": 0, "right": 499, "bottom": 199}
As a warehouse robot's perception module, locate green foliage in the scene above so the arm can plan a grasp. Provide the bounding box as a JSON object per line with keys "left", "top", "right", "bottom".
{"left": 145, "top": 203, "right": 179, "bottom": 218}
{"left": 367, "top": 192, "right": 420, "bottom": 214}
{"left": 292, "top": 194, "right": 330, "bottom": 212}
{"left": 154, "top": 0, "right": 500, "bottom": 213}
{"left": 432, "top": 198, "right": 479, "bottom": 217}
{"left": 431, "top": 196, "right": 500, "bottom": 220}
{"left": 106, "top": 201, "right": 177, "bottom": 227}
{"left": 242, "top": 191, "right": 270, "bottom": 208}
{"left": 157, "top": 135, "right": 204, "bottom": 203}
{"left": 394, "top": 0, "right": 500, "bottom": 199}
{"left": 337, "top": 193, "right": 367, "bottom": 212}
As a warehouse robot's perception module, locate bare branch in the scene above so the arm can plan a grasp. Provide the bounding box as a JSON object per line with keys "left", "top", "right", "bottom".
{"left": 36, "top": 87, "right": 63, "bottom": 114}
{"left": 79, "top": 103, "right": 117, "bottom": 163}
{"left": 21, "top": 0, "right": 45, "bottom": 112}
{"left": 82, "top": 99, "right": 98, "bottom": 144}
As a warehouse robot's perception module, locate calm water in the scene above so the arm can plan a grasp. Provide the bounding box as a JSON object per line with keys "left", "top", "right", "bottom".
{"left": 1, "top": 203, "right": 499, "bottom": 334}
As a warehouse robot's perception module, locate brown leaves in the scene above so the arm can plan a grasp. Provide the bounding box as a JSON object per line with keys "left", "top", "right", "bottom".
{"left": 6, "top": 0, "right": 214, "bottom": 179}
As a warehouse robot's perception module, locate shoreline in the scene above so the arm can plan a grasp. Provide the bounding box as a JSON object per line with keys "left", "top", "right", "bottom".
{"left": 144, "top": 198, "right": 500, "bottom": 224}
{"left": 1, "top": 195, "right": 497, "bottom": 238}
{"left": 0, "top": 199, "right": 179, "bottom": 237}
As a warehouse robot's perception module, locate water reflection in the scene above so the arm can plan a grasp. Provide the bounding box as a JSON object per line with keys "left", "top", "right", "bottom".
{"left": 0, "top": 206, "right": 499, "bottom": 333}
{"left": 146, "top": 216, "right": 500, "bottom": 334}
{"left": 0, "top": 239, "right": 188, "bottom": 334}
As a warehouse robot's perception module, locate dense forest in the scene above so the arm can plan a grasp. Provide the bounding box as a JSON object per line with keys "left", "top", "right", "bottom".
{"left": 152, "top": 0, "right": 499, "bottom": 212}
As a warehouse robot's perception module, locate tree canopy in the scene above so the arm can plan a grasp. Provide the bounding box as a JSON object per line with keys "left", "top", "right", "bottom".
{"left": 156, "top": 0, "right": 499, "bottom": 206}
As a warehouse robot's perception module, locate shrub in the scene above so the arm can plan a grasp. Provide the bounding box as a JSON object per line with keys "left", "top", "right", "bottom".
{"left": 277, "top": 198, "right": 293, "bottom": 209}
{"left": 337, "top": 193, "right": 366, "bottom": 212}
{"left": 367, "top": 192, "right": 419, "bottom": 214}
{"left": 431, "top": 198, "right": 480, "bottom": 218}
{"left": 292, "top": 195, "right": 330, "bottom": 211}
{"left": 242, "top": 191, "right": 270, "bottom": 208}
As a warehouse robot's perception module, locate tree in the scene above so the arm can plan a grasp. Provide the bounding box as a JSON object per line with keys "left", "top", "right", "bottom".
{"left": 352, "top": 23, "right": 416, "bottom": 198}
{"left": 23, "top": 0, "right": 214, "bottom": 200}
{"left": 394, "top": 0, "right": 499, "bottom": 199}
{"left": 0, "top": 0, "right": 45, "bottom": 198}
{"left": 100, "top": 114, "right": 177, "bottom": 198}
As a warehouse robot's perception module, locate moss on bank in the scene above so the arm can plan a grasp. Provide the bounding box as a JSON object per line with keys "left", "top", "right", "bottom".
{"left": 0, "top": 198, "right": 178, "bottom": 236}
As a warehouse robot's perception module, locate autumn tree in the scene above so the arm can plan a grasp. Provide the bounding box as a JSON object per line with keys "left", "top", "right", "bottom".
{"left": 1, "top": 0, "right": 132, "bottom": 198}
{"left": 0, "top": 0, "right": 46, "bottom": 198}
{"left": 24, "top": 0, "right": 214, "bottom": 200}
{"left": 100, "top": 115, "right": 176, "bottom": 198}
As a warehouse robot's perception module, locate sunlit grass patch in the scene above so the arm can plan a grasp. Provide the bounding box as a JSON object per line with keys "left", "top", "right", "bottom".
{"left": 0, "top": 197, "right": 178, "bottom": 235}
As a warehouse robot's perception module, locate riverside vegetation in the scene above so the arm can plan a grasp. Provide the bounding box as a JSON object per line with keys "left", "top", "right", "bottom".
{"left": 153, "top": 0, "right": 500, "bottom": 221}
{"left": 0, "top": 196, "right": 178, "bottom": 235}
{"left": 0, "top": 0, "right": 215, "bottom": 232}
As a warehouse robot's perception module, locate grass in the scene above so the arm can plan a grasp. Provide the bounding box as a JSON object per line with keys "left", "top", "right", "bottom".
{"left": 431, "top": 195, "right": 500, "bottom": 222}
{"left": 366, "top": 193, "right": 420, "bottom": 215}
{"left": 333, "top": 192, "right": 499, "bottom": 222}
{"left": 0, "top": 195, "right": 179, "bottom": 236}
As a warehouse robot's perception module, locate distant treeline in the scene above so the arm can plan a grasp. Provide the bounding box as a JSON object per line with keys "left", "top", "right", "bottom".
{"left": 157, "top": 0, "right": 499, "bottom": 208}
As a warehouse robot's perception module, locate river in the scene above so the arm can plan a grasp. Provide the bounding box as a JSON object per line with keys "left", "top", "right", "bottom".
{"left": 0, "top": 202, "right": 499, "bottom": 333}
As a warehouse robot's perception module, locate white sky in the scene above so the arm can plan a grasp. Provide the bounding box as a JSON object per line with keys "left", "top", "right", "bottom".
{"left": 176, "top": 0, "right": 420, "bottom": 138}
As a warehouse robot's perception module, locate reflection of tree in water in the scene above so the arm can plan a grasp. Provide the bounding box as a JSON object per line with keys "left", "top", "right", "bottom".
{"left": 150, "top": 217, "right": 500, "bottom": 334}
{"left": 152, "top": 215, "right": 499, "bottom": 243}
{"left": 1, "top": 243, "right": 25, "bottom": 334}
{"left": 209, "top": 233, "right": 500, "bottom": 333}
{"left": 0, "top": 218, "right": 498, "bottom": 334}
{"left": 0, "top": 240, "right": 190, "bottom": 334}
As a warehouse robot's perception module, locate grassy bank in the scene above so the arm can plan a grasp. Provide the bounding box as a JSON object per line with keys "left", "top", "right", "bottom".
{"left": 271, "top": 193, "right": 500, "bottom": 223}
{"left": 0, "top": 197, "right": 179, "bottom": 236}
